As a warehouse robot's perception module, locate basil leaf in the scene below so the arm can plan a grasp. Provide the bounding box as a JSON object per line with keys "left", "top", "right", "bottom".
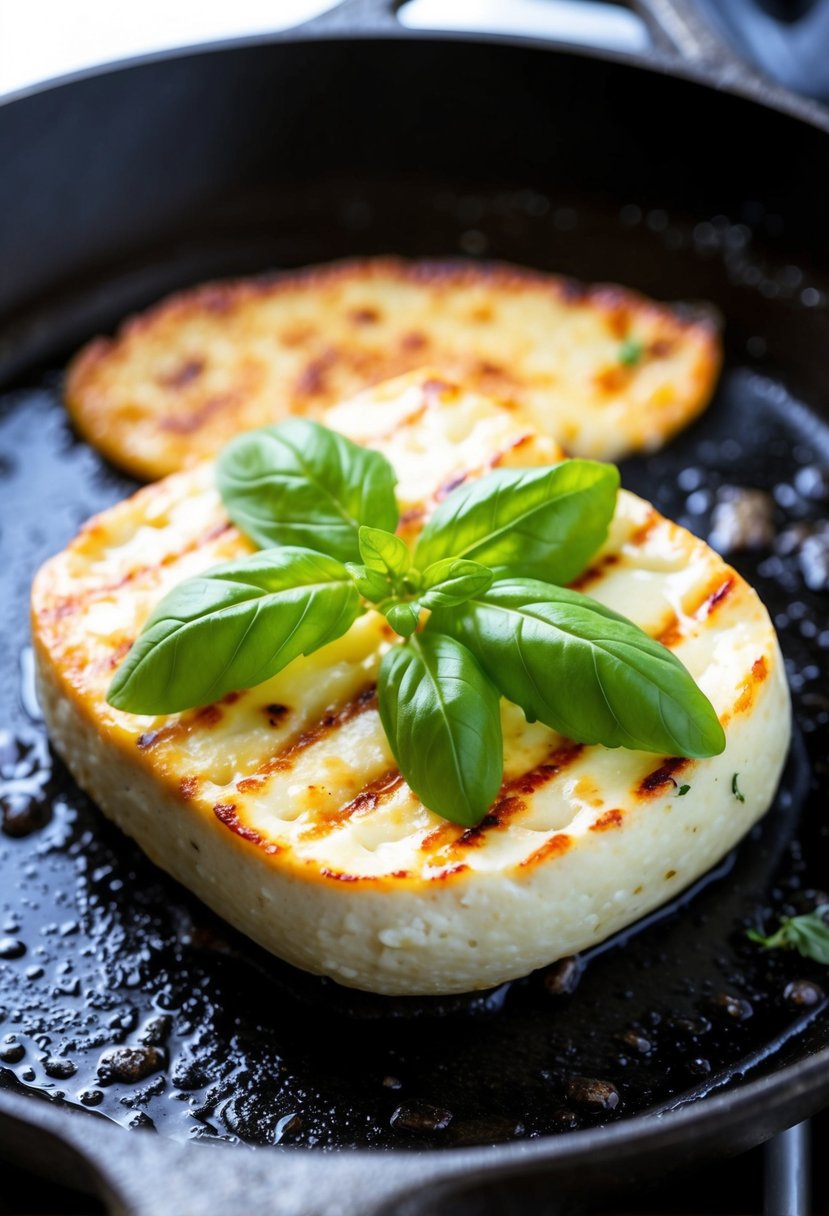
{"left": 420, "top": 558, "right": 494, "bottom": 608}
{"left": 384, "top": 602, "right": 421, "bottom": 638}
{"left": 107, "top": 547, "right": 361, "bottom": 715}
{"left": 345, "top": 562, "right": 391, "bottom": 602}
{"left": 378, "top": 633, "right": 503, "bottom": 826}
{"left": 414, "top": 460, "right": 619, "bottom": 584}
{"left": 217, "top": 419, "right": 398, "bottom": 562}
{"left": 359, "top": 526, "right": 411, "bottom": 577}
{"left": 431, "top": 578, "right": 725, "bottom": 758}
{"left": 748, "top": 906, "right": 829, "bottom": 964}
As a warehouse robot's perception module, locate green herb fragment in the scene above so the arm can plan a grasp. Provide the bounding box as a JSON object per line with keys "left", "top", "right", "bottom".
{"left": 217, "top": 419, "right": 398, "bottom": 562}
{"left": 378, "top": 632, "right": 503, "bottom": 826}
{"left": 732, "top": 773, "right": 746, "bottom": 802}
{"left": 618, "top": 337, "right": 645, "bottom": 367}
{"left": 748, "top": 906, "right": 829, "bottom": 965}
{"left": 677, "top": 784, "right": 691, "bottom": 796}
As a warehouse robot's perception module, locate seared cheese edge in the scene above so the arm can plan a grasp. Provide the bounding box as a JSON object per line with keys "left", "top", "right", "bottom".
{"left": 33, "top": 374, "right": 790, "bottom": 995}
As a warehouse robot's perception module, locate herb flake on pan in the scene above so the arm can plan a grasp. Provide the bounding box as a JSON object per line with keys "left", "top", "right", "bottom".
{"left": 748, "top": 906, "right": 829, "bottom": 965}
{"left": 108, "top": 420, "right": 725, "bottom": 826}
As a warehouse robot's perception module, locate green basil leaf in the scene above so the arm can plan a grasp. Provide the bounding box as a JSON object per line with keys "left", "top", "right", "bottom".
{"left": 345, "top": 562, "right": 391, "bottom": 603}
{"left": 378, "top": 633, "right": 503, "bottom": 826}
{"left": 748, "top": 906, "right": 829, "bottom": 964}
{"left": 107, "top": 547, "right": 361, "bottom": 715}
{"left": 217, "top": 419, "right": 398, "bottom": 562}
{"left": 384, "top": 601, "right": 421, "bottom": 638}
{"left": 420, "top": 558, "right": 494, "bottom": 608}
{"left": 431, "top": 578, "right": 725, "bottom": 759}
{"left": 359, "top": 526, "right": 411, "bottom": 578}
{"left": 414, "top": 460, "right": 619, "bottom": 585}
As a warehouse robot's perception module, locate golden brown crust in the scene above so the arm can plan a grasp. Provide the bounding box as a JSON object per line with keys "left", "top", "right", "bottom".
{"left": 66, "top": 257, "right": 722, "bottom": 480}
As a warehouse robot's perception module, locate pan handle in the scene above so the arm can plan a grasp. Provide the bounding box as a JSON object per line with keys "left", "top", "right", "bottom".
{"left": 292, "top": 0, "right": 828, "bottom": 131}
{"left": 0, "top": 1088, "right": 520, "bottom": 1216}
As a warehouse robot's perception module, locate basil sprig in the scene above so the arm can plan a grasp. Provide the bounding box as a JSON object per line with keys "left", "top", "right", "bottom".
{"left": 748, "top": 906, "right": 829, "bottom": 965}
{"left": 108, "top": 421, "right": 726, "bottom": 826}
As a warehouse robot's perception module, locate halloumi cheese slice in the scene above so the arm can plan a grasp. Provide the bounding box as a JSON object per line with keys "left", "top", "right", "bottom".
{"left": 66, "top": 257, "right": 721, "bottom": 480}
{"left": 33, "top": 372, "right": 789, "bottom": 995}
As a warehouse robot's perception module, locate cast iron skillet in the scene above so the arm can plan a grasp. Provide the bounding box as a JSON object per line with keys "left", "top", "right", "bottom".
{"left": 1, "top": 2, "right": 829, "bottom": 1212}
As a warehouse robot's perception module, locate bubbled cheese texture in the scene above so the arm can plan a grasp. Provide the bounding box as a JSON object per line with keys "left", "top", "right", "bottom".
{"left": 32, "top": 371, "right": 790, "bottom": 995}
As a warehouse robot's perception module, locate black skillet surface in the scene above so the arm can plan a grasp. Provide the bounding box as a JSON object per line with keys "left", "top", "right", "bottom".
{"left": 1, "top": 3, "right": 829, "bottom": 1212}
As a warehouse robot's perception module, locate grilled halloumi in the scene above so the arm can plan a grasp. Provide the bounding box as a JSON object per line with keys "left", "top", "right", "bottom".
{"left": 33, "top": 372, "right": 789, "bottom": 995}
{"left": 66, "top": 257, "right": 721, "bottom": 480}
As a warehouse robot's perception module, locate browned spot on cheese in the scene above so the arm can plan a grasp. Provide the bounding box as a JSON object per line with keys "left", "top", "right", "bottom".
{"left": 179, "top": 776, "right": 198, "bottom": 800}
{"left": 264, "top": 702, "right": 290, "bottom": 726}
{"left": 733, "top": 654, "right": 769, "bottom": 715}
{"left": 519, "top": 833, "right": 571, "bottom": 867}
{"left": 253, "top": 685, "right": 378, "bottom": 780}
{"left": 349, "top": 307, "right": 380, "bottom": 325}
{"left": 399, "top": 330, "right": 427, "bottom": 351}
{"left": 590, "top": 808, "right": 624, "bottom": 832}
{"left": 195, "top": 703, "right": 222, "bottom": 728}
{"left": 665, "top": 869, "right": 677, "bottom": 880}
{"left": 650, "top": 338, "right": 675, "bottom": 358}
{"left": 638, "top": 758, "right": 689, "bottom": 797}
{"left": 136, "top": 731, "right": 160, "bottom": 751}
{"left": 606, "top": 306, "right": 631, "bottom": 340}
{"left": 295, "top": 349, "right": 337, "bottom": 395}
{"left": 159, "top": 358, "right": 204, "bottom": 389}
{"left": 594, "top": 365, "right": 632, "bottom": 394}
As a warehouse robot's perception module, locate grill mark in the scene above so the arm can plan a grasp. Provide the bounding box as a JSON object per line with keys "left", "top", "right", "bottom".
{"left": 213, "top": 801, "right": 278, "bottom": 853}
{"left": 488, "top": 432, "right": 534, "bottom": 467}
{"left": 448, "top": 743, "right": 584, "bottom": 851}
{"left": 134, "top": 699, "right": 227, "bottom": 754}
{"left": 699, "top": 576, "right": 735, "bottom": 618}
{"left": 434, "top": 433, "right": 550, "bottom": 502}
{"left": 628, "top": 512, "right": 660, "bottom": 547}
{"left": 637, "top": 758, "right": 689, "bottom": 798}
{"left": 568, "top": 554, "right": 619, "bottom": 592}
{"left": 590, "top": 808, "right": 624, "bottom": 832}
{"left": 237, "top": 685, "right": 378, "bottom": 789}
{"left": 519, "top": 833, "right": 571, "bottom": 867}
{"left": 300, "top": 771, "right": 403, "bottom": 841}
{"left": 429, "top": 862, "right": 469, "bottom": 881}
{"left": 159, "top": 357, "right": 205, "bottom": 389}
{"left": 318, "top": 866, "right": 411, "bottom": 883}
{"left": 160, "top": 392, "right": 239, "bottom": 434}
{"left": 733, "top": 654, "right": 769, "bottom": 715}
{"left": 45, "top": 520, "right": 236, "bottom": 623}
{"left": 656, "top": 616, "right": 684, "bottom": 649}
